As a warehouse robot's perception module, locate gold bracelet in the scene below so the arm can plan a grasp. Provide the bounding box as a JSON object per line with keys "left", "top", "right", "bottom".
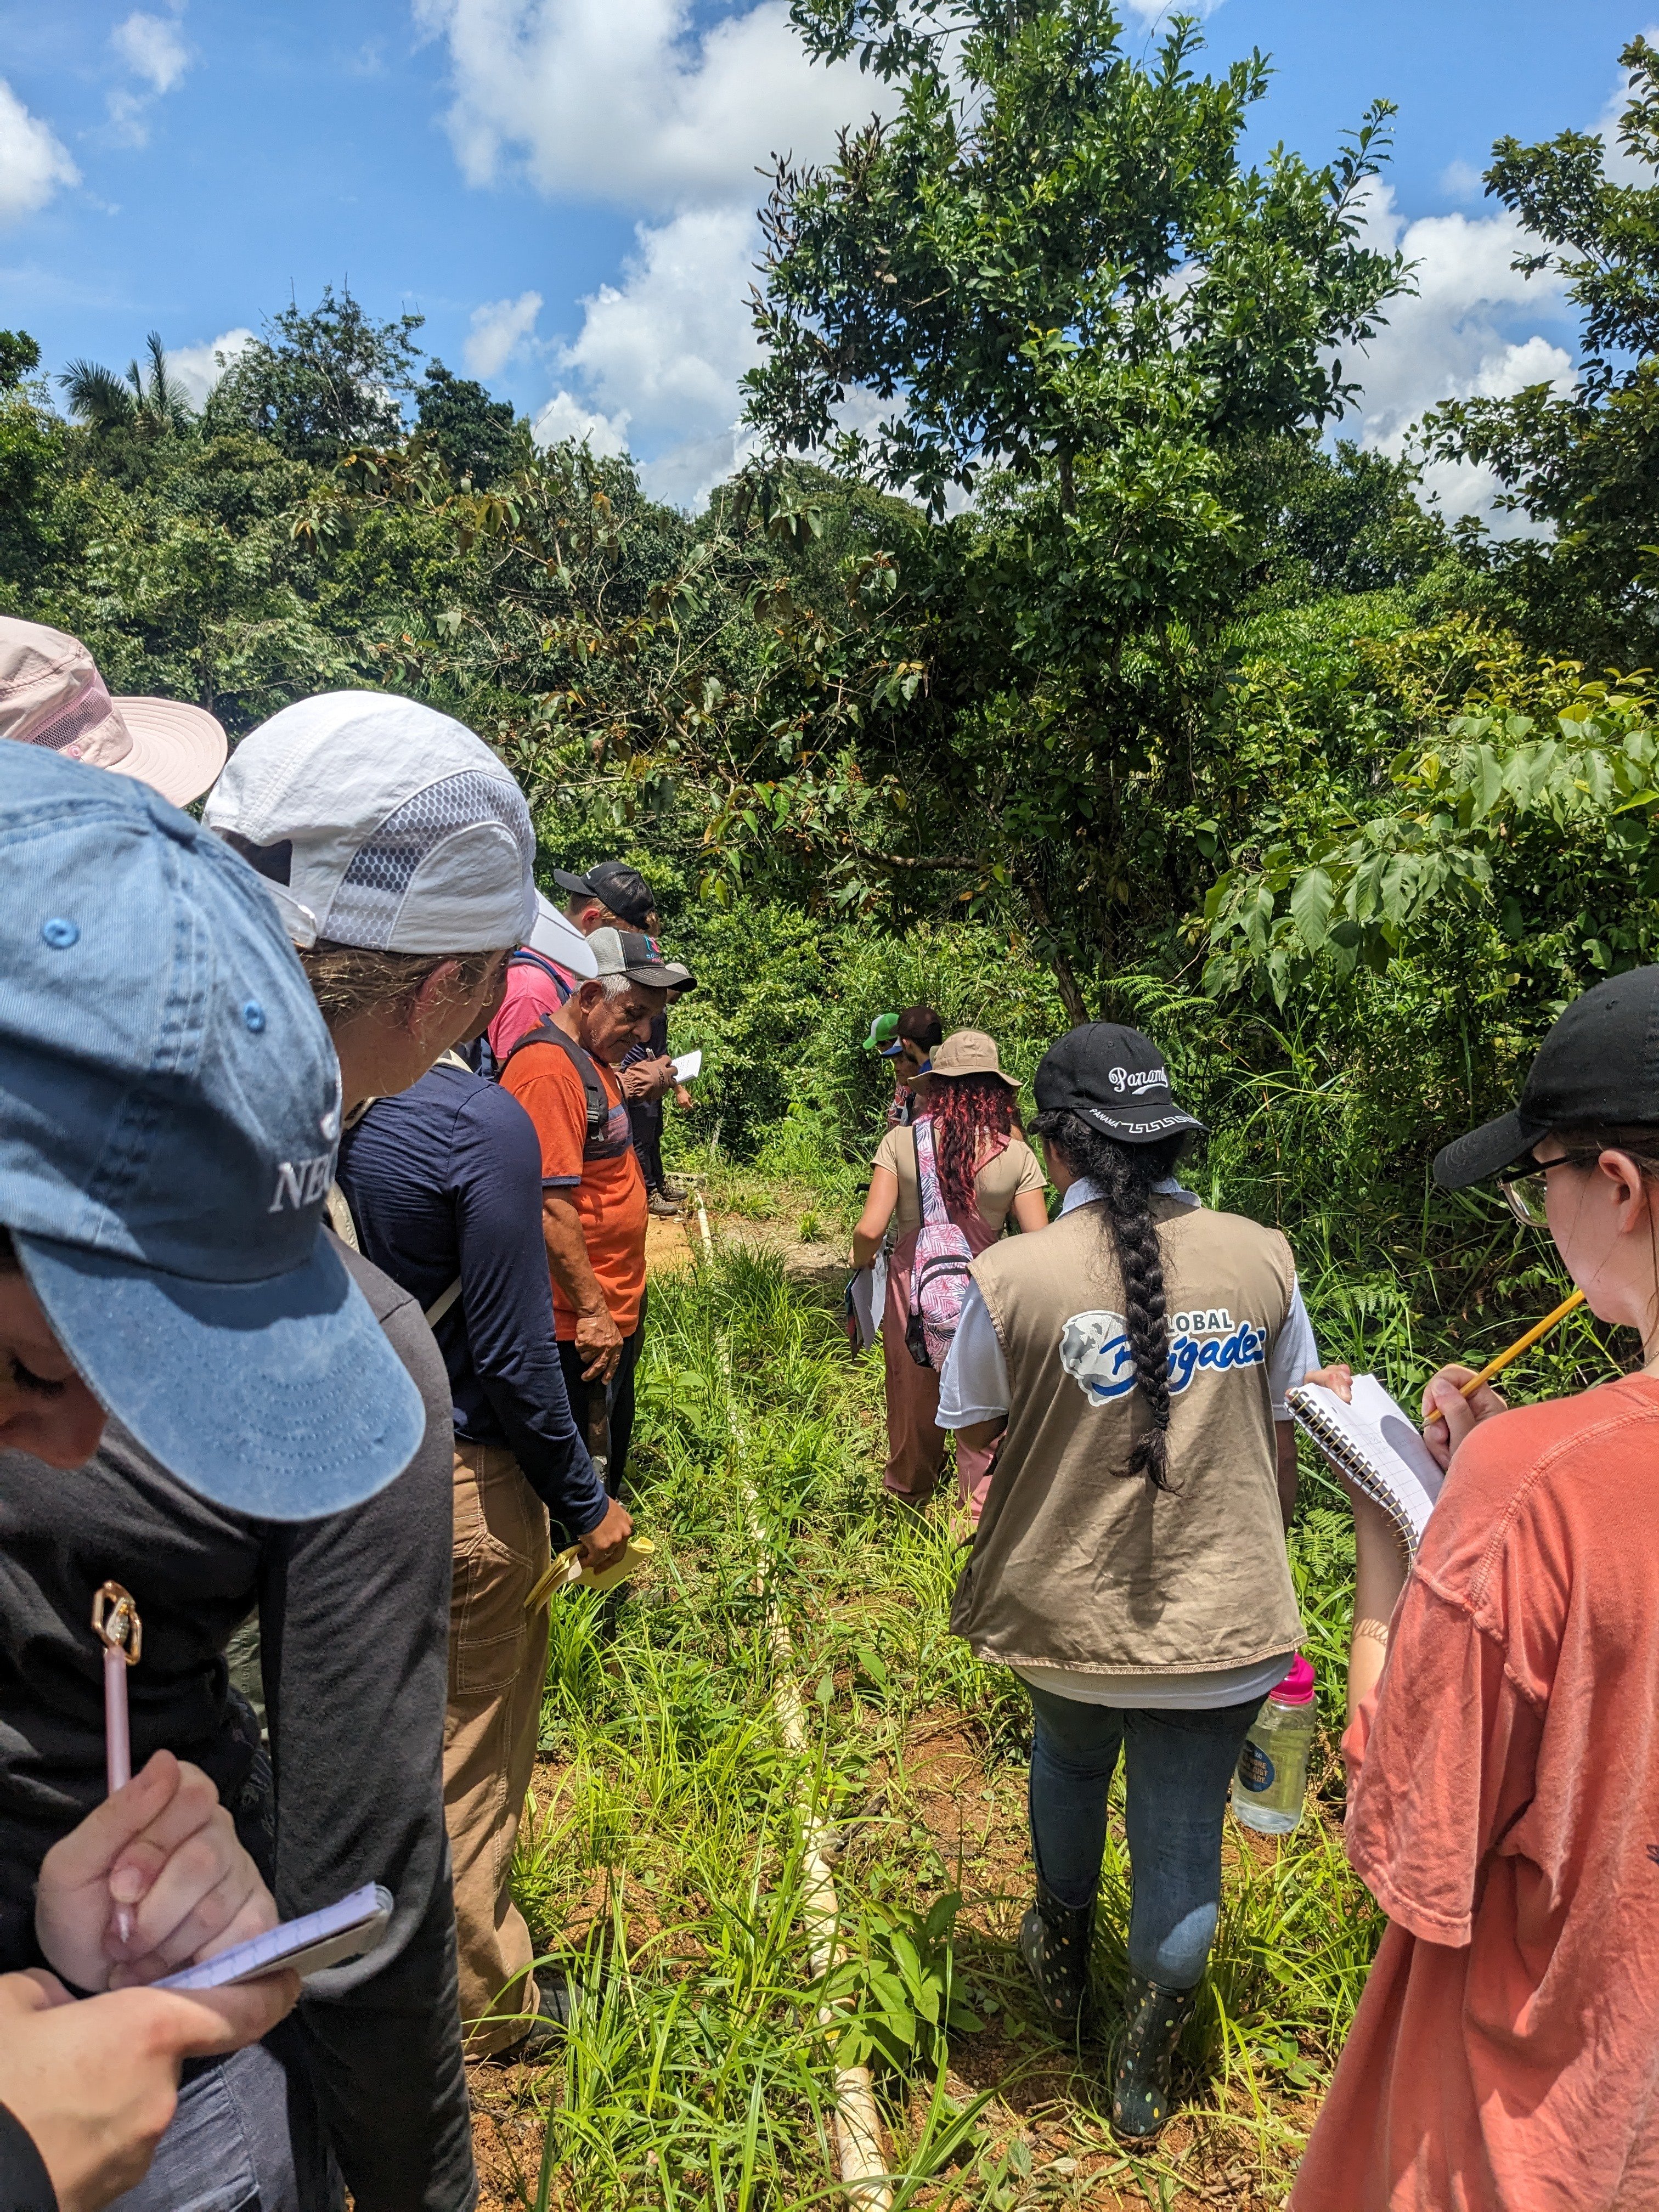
{"left": 1352, "top": 1618, "right": 1391, "bottom": 1646}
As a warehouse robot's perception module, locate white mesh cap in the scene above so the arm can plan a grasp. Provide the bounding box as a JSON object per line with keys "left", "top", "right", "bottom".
{"left": 204, "top": 692, "right": 539, "bottom": 954}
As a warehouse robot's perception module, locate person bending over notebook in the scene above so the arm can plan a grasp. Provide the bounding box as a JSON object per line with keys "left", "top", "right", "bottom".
{"left": 0, "top": 743, "right": 437, "bottom": 2208}
{"left": 0, "top": 694, "right": 543, "bottom": 2211}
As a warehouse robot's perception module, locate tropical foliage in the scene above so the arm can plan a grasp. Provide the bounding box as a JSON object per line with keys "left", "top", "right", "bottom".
{"left": 1, "top": 20, "right": 1655, "bottom": 1204}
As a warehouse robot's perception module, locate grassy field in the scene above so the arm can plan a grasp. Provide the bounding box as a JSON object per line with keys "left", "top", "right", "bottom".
{"left": 467, "top": 1199, "right": 1422, "bottom": 2212}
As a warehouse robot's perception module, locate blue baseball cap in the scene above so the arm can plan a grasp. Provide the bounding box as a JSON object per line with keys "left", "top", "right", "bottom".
{"left": 0, "top": 747, "right": 425, "bottom": 1519}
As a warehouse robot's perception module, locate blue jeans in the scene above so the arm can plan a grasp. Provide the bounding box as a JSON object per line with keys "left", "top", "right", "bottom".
{"left": 1025, "top": 1684, "right": 1261, "bottom": 1991}
{"left": 110, "top": 2036, "right": 341, "bottom": 2212}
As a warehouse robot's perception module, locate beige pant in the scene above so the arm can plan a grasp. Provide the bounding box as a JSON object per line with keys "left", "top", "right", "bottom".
{"left": 443, "top": 1438, "right": 552, "bottom": 2056}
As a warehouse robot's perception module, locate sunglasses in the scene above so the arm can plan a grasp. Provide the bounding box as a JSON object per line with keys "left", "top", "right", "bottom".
{"left": 1497, "top": 1150, "right": 1603, "bottom": 1228}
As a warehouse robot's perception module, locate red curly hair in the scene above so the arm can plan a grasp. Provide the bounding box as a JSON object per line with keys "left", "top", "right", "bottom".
{"left": 920, "top": 1072, "right": 1022, "bottom": 1218}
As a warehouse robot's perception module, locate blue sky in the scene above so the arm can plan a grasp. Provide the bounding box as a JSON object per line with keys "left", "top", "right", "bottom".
{"left": 0, "top": 0, "right": 1645, "bottom": 507}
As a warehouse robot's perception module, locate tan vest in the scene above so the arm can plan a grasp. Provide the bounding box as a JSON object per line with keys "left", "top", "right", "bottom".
{"left": 950, "top": 1195, "right": 1303, "bottom": 1679}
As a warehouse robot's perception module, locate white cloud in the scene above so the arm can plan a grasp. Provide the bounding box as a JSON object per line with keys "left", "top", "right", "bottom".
{"left": 464, "top": 289, "right": 543, "bottom": 378}
{"left": 167, "top": 326, "right": 255, "bottom": 407}
{"left": 108, "top": 6, "right": 192, "bottom": 146}
{"left": 416, "top": 0, "right": 902, "bottom": 504}
{"left": 532, "top": 388, "right": 630, "bottom": 457}
{"left": 549, "top": 207, "right": 762, "bottom": 503}
{"left": 414, "top": 0, "right": 874, "bottom": 213}
{"left": 1342, "top": 184, "right": 1573, "bottom": 521}
{"left": 112, "top": 10, "right": 191, "bottom": 93}
{"left": 1438, "top": 157, "right": 1485, "bottom": 204}
{"left": 0, "top": 78, "right": 80, "bottom": 227}
{"left": 564, "top": 210, "right": 758, "bottom": 435}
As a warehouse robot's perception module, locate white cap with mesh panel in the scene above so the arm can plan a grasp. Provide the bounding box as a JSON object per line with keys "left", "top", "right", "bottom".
{"left": 203, "top": 692, "right": 539, "bottom": 953}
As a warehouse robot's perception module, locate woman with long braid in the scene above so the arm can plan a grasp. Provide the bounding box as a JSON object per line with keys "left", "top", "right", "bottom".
{"left": 939, "top": 1024, "right": 1333, "bottom": 2138}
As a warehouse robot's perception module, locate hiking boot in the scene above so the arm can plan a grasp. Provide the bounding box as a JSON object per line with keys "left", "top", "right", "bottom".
{"left": 1110, "top": 1973, "right": 1195, "bottom": 2140}
{"left": 1018, "top": 1874, "right": 1093, "bottom": 2025}
{"left": 647, "top": 1190, "right": 682, "bottom": 1218}
{"left": 476, "top": 1974, "right": 574, "bottom": 2067}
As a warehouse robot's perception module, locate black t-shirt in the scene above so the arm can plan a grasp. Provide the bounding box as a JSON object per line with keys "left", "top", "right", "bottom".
{"left": 0, "top": 1240, "right": 475, "bottom": 2212}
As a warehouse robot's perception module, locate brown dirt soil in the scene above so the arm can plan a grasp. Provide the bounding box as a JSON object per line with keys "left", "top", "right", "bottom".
{"left": 644, "top": 1183, "right": 850, "bottom": 1289}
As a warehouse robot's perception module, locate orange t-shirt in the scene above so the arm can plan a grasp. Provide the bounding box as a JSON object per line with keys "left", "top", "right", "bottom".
{"left": 501, "top": 1037, "right": 647, "bottom": 1339}
{"left": 1292, "top": 1372, "right": 1659, "bottom": 2212}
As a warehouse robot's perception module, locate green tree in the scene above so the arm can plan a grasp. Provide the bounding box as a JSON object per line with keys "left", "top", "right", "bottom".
{"left": 747, "top": 0, "right": 1403, "bottom": 515}
{"left": 1423, "top": 36, "right": 1659, "bottom": 666}
{"left": 0, "top": 331, "right": 41, "bottom": 392}
{"left": 733, "top": 0, "right": 1409, "bottom": 1011}
{"left": 206, "top": 285, "right": 425, "bottom": 462}
{"left": 0, "top": 334, "right": 61, "bottom": 595}
{"left": 1229, "top": 436, "right": 1447, "bottom": 605}
{"left": 59, "top": 332, "right": 195, "bottom": 437}
{"left": 414, "top": 363, "right": 522, "bottom": 488}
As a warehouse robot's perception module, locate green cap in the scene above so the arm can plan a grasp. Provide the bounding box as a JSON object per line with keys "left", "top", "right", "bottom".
{"left": 863, "top": 1012, "right": 901, "bottom": 1054}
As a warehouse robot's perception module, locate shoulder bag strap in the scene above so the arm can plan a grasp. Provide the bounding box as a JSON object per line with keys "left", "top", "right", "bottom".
{"left": 912, "top": 1116, "right": 949, "bottom": 1228}
{"left": 499, "top": 1015, "right": 609, "bottom": 1143}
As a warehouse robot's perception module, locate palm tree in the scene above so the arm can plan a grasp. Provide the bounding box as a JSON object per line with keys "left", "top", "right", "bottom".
{"left": 59, "top": 357, "right": 136, "bottom": 429}
{"left": 59, "top": 331, "right": 194, "bottom": 435}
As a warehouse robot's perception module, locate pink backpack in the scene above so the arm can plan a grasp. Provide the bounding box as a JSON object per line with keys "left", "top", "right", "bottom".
{"left": 905, "top": 1116, "right": 975, "bottom": 1370}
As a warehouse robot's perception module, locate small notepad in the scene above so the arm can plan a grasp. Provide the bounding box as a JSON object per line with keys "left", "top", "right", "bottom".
{"left": 1285, "top": 1373, "right": 1446, "bottom": 1556}
{"left": 672, "top": 1049, "right": 702, "bottom": 1081}
{"left": 526, "top": 1534, "right": 656, "bottom": 1609}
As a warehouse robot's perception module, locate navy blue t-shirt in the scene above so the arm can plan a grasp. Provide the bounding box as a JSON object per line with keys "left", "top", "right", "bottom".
{"left": 338, "top": 1060, "right": 606, "bottom": 1538}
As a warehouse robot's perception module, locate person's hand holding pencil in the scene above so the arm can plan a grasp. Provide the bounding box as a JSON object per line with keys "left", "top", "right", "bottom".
{"left": 1420, "top": 1286, "right": 1587, "bottom": 1471}
{"left": 33, "top": 1750, "right": 279, "bottom": 1993}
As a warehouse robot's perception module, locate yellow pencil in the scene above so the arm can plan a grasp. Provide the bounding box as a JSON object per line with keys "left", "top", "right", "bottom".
{"left": 1424, "top": 1287, "right": 1587, "bottom": 1427}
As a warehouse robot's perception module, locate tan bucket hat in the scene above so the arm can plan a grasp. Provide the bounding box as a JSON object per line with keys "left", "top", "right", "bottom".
{"left": 0, "top": 617, "right": 227, "bottom": 807}
{"left": 930, "top": 1029, "right": 1020, "bottom": 1087}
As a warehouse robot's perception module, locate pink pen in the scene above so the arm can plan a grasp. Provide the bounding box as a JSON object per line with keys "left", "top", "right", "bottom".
{"left": 92, "top": 1583, "right": 142, "bottom": 1948}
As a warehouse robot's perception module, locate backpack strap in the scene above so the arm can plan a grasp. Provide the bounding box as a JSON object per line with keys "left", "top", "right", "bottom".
{"left": 912, "top": 1116, "right": 950, "bottom": 1228}
{"left": 500, "top": 1016, "right": 610, "bottom": 1148}
{"left": 509, "top": 947, "right": 575, "bottom": 1004}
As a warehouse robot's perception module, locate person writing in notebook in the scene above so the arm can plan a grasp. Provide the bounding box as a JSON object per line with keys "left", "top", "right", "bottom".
{"left": 0, "top": 693, "right": 538, "bottom": 2212}
{"left": 938, "top": 1024, "right": 1333, "bottom": 2142}
{"left": 1293, "top": 965, "right": 1659, "bottom": 2212}
{"left": 0, "top": 745, "right": 439, "bottom": 2208}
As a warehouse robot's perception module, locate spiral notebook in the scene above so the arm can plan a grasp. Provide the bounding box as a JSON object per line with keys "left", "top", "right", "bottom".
{"left": 1284, "top": 1374, "right": 1446, "bottom": 1556}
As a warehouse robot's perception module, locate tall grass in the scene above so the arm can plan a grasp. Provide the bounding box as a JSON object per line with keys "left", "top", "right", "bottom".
{"left": 486, "top": 1244, "right": 1401, "bottom": 2208}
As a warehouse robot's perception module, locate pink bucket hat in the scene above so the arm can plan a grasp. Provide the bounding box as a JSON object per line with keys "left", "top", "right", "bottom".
{"left": 0, "top": 617, "right": 227, "bottom": 807}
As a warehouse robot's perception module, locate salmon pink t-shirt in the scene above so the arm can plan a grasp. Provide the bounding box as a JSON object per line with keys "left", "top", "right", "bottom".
{"left": 488, "top": 950, "right": 578, "bottom": 1066}
{"left": 1293, "top": 1372, "right": 1659, "bottom": 2212}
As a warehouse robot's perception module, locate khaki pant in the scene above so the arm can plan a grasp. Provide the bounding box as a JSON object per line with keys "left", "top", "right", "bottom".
{"left": 443, "top": 1438, "right": 551, "bottom": 2056}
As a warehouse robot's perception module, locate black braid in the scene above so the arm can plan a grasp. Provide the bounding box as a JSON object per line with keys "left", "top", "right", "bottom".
{"left": 1032, "top": 1108, "right": 1190, "bottom": 1492}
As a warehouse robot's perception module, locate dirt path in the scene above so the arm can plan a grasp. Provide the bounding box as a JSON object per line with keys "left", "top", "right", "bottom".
{"left": 645, "top": 1192, "right": 849, "bottom": 1290}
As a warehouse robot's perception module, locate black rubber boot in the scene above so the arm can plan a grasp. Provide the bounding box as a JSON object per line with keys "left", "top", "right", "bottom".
{"left": 1018, "top": 1874, "right": 1093, "bottom": 2025}
{"left": 1110, "top": 1973, "right": 1196, "bottom": 2140}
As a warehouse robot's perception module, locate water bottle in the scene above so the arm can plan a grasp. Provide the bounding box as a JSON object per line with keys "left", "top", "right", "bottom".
{"left": 1232, "top": 1655, "right": 1317, "bottom": 1836}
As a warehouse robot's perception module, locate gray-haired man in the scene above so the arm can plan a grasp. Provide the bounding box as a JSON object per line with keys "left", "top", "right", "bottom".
{"left": 498, "top": 930, "right": 673, "bottom": 1500}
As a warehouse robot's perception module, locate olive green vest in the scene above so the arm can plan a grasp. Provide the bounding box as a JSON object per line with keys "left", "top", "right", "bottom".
{"left": 949, "top": 1195, "right": 1304, "bottom": 1679}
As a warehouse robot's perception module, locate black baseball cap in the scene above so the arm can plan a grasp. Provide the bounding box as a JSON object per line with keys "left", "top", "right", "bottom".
{"left": 1034, "top": 1024, "right": 1206, "bottom": 1145}
{"left": 1434, "top": 965, "right": 1659, "bottom": 1188}
{"left": 552, "top": 860, "right": 657, "bottom": 928}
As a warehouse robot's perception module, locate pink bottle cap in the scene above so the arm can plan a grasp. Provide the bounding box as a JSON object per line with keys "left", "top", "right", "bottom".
{"left": 1268, "top": 1654, "right": 1316, "bottom": 1706}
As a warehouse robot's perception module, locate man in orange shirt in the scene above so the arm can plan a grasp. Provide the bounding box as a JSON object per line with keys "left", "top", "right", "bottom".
{"left": 500, "top": 929, "right": 673, "bottom": 1495}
